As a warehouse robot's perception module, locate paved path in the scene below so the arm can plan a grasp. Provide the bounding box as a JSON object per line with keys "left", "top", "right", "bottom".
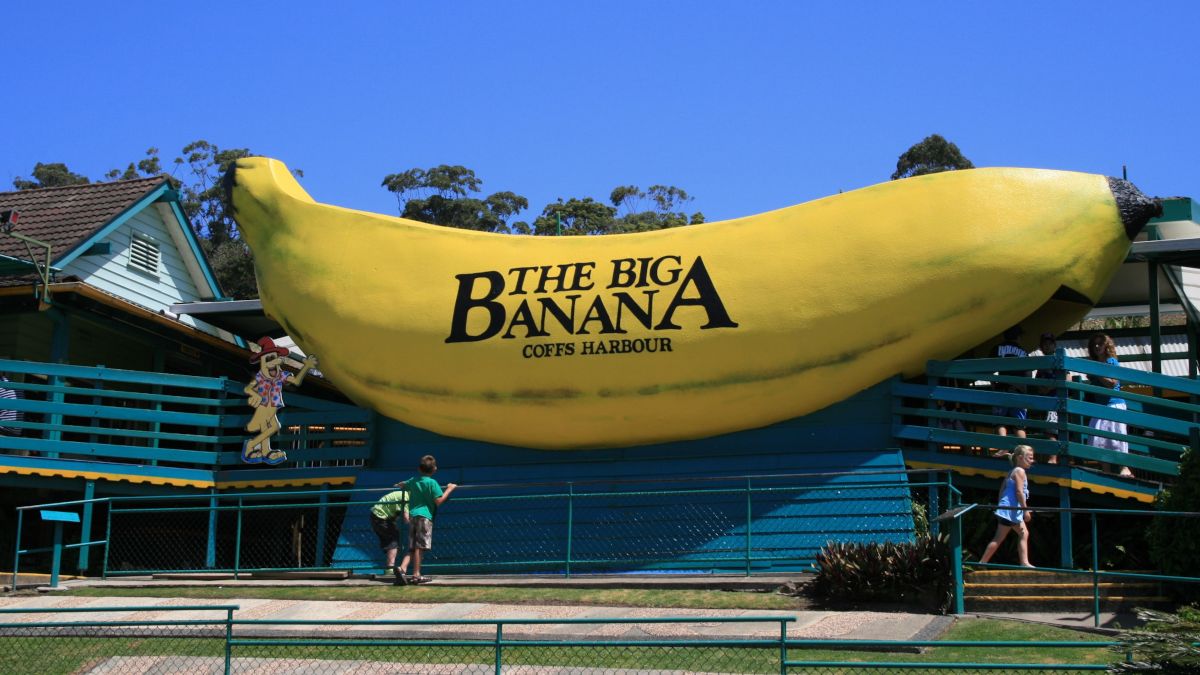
{"left": 0, "top": 592, "right": 949, "bottom": 641}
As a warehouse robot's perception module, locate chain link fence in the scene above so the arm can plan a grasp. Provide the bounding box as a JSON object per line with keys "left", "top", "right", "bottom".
{"left": 0, "top": 607, "right": 1128, "bottom": 674}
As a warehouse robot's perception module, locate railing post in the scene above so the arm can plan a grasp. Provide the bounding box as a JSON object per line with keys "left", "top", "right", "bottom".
{"left": 927, "top": 471, "right": 939, "bottom": 537}
{"left": 1055, "top": 349, "right": 1070, "bottom": 461}
{"left": 77, "top": 480, "right": 94, "bottom": 573}
{"left": 102, "top": 501, "right": 113, "bottom": 579}
{"left": 565, "top": 482, "right": 573, "bottom": 578}
{"left": 1091, "top": 512, "right": 1100, "bottom": 628}
{"left": 745, "top": 477, "right": 753, "bottom": 576}
{"left": 234, "top": 497, "right": 244, "bottom": 579}
{"left": 1059, "top": 486, "right": 1073, "bottom": 569}
{"left": 315, "top": 486, "right": 329, "bottom": 568}
{"left": 11, "top": 509, "right": 22, "bottom": 590}
{"left": 951, "top": 514, "right": 964, "bottom": 615}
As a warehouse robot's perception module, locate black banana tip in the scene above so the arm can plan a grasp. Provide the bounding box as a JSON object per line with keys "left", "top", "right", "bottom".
{"left": 221, "top": 162, "right": 239, "bottom": 217}
{"left": 1108, "top": 177, "right": 1162, "bottom": 241}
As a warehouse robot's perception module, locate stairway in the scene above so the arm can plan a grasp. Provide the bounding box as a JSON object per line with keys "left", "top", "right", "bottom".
{"left": 963, "top": 569, "right": 1172, "bottom": 613}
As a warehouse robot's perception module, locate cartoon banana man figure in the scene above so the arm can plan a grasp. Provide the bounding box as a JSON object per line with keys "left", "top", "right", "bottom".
{"left": 243, "top": 336, "right": 318, "bottom": 465}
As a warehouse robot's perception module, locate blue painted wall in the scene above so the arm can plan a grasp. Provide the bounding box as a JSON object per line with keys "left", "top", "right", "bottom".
{"left": 334, "top": 379, "right": 917, "bottom": 573}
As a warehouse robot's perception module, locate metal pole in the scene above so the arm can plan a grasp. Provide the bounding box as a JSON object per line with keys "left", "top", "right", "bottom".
{"left": 1091, "top": 513, "right": 1100, "bottom": 628}
{"left": 11, "top": 510, "right": 22, "bottom": 590}
{"left": 779, "top": 619, "right": 788, "bottom": 675}
{"left": 77, "top": 480, "right": 94, "bottom": 573}
{"left": 102, "top": 502, "right": 113, "bottom": 579}
{"left": 315, "top": 486, "right": 329, "bottom": 568}
{"left": 745, "top": 477, "right": 753, "bottom": 576}
{"left": 565, "top": 482, "right": 573, "bottom": 578}
{"left": 494, "top": 623, "right": 503, "bottom": 675}
{"left": 206, "top": 491, "right": 218, "bottom": 569}
{"left": 1150, "top": 261, "right": 1162, "bottom": 374}
{"left": 234, "top": 497, "right": 243, "bottom": 579}
{"left": 1059, "top": 486, "right": 1073, "bottom": 569}
{"left": 224, "top": 607, "right": 234, "bottom": 675}
{"left": 928, "top": 471, "right": 939, "bottom": 538}
{"left": 952, "top": 515, "right": 965, "bottom": 615}
{"left": 49, "top": 522, "right": 64, "bottom": 588}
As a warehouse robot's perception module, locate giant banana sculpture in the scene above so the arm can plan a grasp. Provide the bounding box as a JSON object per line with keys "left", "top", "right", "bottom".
{"left": 226, "top": 158, "right": 1159, "bottom": 449}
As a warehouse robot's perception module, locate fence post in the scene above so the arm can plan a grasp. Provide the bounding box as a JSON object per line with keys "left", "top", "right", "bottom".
{"left": 1055, "top": 350, "right": 1070, "bottom": 461}
{"left": 494, "top": 622, "right": 503, "bottom": 675}
{"left": 224, "top": 607, "right": 234, "bottom": 675}
{"left": 745, "top": 477, "right": 753, "bottom": 576}
{"left": 234, "top": 497, "right": 244, "bottom": 579}
{"left": 315, "top": 486, "right": 329, "bottom": 567}
{"left": 565, "top": 482, "right": 573, "bottom": 578}
{"left": 1091, "top": 513, "right": 1100, "bottom": 628}
{"left": 206, "top": 491, "right": 218, "bottom": 569}
{"left": 778, "top": 618, "right": 788, "bottom": 675}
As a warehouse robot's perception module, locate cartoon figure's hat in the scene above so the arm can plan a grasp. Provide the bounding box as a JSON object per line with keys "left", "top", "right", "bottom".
{"left": 250, "top": 336, "right": 290, "bottom": 363}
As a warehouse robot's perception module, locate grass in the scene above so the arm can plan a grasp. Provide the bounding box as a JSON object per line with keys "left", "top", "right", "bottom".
{"left": 13, "top": 588, "right": 1124, "bottom": 672}
{"left": 65, "top": 584, "right": 806, "bottom": 610}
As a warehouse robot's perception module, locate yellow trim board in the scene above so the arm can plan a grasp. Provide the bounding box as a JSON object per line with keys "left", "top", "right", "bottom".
{"left": 905, "top": 459, "right": 1156, "bottom": 503}
{"left": 0, "top": 465, "right": 356, "bottom": 491}
{"left": 0, "top": 465, "right": 213, "bottom": 488}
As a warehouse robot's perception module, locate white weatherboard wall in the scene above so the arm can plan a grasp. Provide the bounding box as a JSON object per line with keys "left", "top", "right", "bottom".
{"left": 61, "top": 204, "right": 218, "bottom": 335}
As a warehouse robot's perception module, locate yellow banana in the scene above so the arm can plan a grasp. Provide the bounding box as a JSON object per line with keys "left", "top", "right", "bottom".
{"left": 227, "top": 158, "right": 1156, "bottom": 449}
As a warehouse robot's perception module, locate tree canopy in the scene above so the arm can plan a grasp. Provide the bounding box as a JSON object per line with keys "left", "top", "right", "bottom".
{"left": 382, "top": 166, "right": 529, "bottom": 233}
{"left": 12, "top": 162, "right": 91, "bottom": 190}
{"left": 891, "top": 134, "right": 974, "bottom": 180}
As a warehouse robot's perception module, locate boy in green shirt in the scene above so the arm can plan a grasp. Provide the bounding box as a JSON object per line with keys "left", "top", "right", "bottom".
{"left": 403, "top": 454, "right": 457, "bottom": 584}
{"left": 369, "top": 484, "right": 410, "bottom": 582}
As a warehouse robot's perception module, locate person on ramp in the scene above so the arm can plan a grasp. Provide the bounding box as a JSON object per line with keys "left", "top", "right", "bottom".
{"left": 399, "top": 455, "right": 457, "bottom": 585}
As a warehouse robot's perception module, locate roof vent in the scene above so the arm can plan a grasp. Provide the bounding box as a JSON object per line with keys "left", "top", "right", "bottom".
{"left": 128, "top": 232, "right": 160, "bottom": 276}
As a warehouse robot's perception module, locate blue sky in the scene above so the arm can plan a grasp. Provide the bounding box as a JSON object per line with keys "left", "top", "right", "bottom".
{"left": 5, "top": 2, "right": 1198, "bottom": 223}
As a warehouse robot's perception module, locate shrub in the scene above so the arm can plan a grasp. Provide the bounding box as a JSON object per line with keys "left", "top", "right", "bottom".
{"left": 1110, "top": 606, "right": 1200, "bottom": 672}
{"left": 1149, "top": 445, "right": 1200, "bottom": 602}
{"left": 808, "top": 535, "right": 952, "bottom": 613}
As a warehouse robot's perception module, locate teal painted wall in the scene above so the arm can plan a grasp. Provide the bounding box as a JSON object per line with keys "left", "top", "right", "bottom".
{"left": 334, "top": 379, "right": 915, "bottom": 573}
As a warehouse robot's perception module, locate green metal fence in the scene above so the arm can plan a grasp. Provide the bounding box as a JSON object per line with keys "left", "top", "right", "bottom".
{"left": 11, "top": 469, "right": 942, "bottom": 582}
{"left": 0, "top": 605, "right": 1133, "bottom": 674}
{"left": 939, "top": 503, "right": 1200, "bottom": 625}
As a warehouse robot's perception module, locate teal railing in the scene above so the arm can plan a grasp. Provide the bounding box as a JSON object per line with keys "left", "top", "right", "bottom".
{"left": 938, "top": 503, "right": 1200, "bottom": 626}
{"left": 894, "top": 350, "right": 1200, "bottom": 485}
{"left": 11, "top": 470, "right": 943, "bottom": 583}
{"left": 0, "top": 605, "right": 1131, "bottom": 673}
{"left": 0, "top": 358, "right": 371, "bottom": 478}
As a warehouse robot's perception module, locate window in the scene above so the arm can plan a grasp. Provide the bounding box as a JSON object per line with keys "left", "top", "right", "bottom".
{"left": 128, "top": 232, "right": 160, "bottom": 276}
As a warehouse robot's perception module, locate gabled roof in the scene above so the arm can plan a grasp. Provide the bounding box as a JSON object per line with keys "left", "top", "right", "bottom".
{"left": 0, "top": 177, "right": 222, "bottom": 298}
{"left": 0, "top": 177, "right": 167, "bottom": 262}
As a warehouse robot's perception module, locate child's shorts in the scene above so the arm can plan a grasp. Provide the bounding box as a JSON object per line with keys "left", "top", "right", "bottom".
{"left": 370, "top": 516, "right": 404, "bottom": 551}
{"left": 410, "top": 516, "right": 434, "bottom": 550}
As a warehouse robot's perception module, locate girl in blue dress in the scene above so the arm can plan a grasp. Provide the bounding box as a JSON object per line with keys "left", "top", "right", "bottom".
{"left": 978, "top": 444, "right": 1035, "bottom": 567}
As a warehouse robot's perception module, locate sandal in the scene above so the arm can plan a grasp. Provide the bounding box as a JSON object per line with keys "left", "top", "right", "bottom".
{"left": 413, "top": 576, "right": 432, "bottom": 584}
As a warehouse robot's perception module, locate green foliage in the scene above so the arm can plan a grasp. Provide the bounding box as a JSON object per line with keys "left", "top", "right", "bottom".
{"left": 531, "top": 197, "right": 617, "bottom": 236}
{"left": 891, "top": 134, "right": 974, "bottom": 180}
{"left": 808, "top": 535, "right": 953, "bottom": 612}
{"left": 105, "top": 148, "right": 164, "bottom": 181}
{"left": 911, "top": 500, "right": 930, "bottom": 539}
{"left": 381, "top": 165, "right": 529, "bottom": 233}
{"left": 12, "top": 162, "right": 90, "bottom": 189}
{"left": 1149, "top": 446, "right": 1200, "bottom": 601}
{"left": 1111, "top": 607, "right": 1200, "bottom": 672}
{"left": 609, "top": 185, "right": 704, "bottom": 233}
